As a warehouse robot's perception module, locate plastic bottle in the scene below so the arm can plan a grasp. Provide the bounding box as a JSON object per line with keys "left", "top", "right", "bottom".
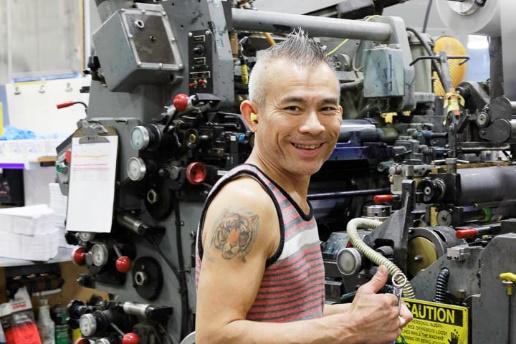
{"left": 53, "top": 306, "right": 70, "bottom": 344}
{"left": 37, "top": 299, "right": 55, "bottom": 344}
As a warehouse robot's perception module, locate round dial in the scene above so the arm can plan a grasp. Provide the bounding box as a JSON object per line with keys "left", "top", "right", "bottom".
{"left": 130, "top": 126, "right": 150, "bottom": 151}
{"left": 77, "top": 232, "right": 95, "bottom": 243}
{"left": 91, "top": 244, "right": 109, "bottom": 267}
{"left": 79, "top": 313, "right": 97, "bottom": 337}
{"left": 336, "top": 248, "right": 362, "bottom": 276}
{"left": 127, "top": 157, "right": 147, "bottom": 182}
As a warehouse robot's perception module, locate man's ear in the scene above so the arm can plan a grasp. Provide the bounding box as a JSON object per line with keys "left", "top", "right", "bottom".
{"left": 240, "top": 100, "right": 259, "bottom": 131}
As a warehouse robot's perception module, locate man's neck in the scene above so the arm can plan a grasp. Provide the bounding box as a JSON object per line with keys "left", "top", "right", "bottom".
{"left": 245, "top": 154, "right": 311, "bottom": 200}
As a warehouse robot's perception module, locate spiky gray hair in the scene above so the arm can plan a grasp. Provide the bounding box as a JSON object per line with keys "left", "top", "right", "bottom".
{"left": 248, "top": 29, "right": 333, "bottom": 109}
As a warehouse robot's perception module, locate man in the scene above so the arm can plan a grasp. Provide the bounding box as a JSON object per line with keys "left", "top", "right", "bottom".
{"left": 195, "top": 30, "right": 413, "bottom": 343}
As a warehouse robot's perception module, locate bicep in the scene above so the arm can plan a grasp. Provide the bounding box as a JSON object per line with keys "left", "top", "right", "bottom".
{"left": 196, "top": 203, "right": 271, "bottom": 327}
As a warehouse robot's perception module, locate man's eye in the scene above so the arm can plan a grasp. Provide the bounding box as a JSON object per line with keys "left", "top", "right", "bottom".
{"left": 284, "top": 106, "right": 301, "bottom": 112}
{"left": 321, "top": 107, "right": 338, "bottom": 113}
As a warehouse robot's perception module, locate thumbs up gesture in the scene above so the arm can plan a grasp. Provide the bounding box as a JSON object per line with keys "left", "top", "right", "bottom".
{"left": 348, "top": 266, "right": 413, "bottom": 343}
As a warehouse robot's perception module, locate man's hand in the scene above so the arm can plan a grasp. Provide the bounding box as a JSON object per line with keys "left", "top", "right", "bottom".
{"left": 346, "top": 266, "right": 413, "bottom": 343}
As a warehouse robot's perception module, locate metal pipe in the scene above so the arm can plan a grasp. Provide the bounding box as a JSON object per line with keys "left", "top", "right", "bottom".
{"left": 459, "top": 166, "right": 516, "bottom": 204}
{"left": 231, "top": 8, "right": 392, "bottom": 41}
{"left": 308, "top": 187, "right": 390, "bottom": 200}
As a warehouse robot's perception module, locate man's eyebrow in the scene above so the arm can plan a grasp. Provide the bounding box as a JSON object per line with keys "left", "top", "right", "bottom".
{"left": 319, "top": 97, "right": 339, "bottom": 105}
{"left": 278, "top": 96, "right": 306, "bottom": 104}
{"left": 278, "top": 96, "right": 339, "bottom": 105}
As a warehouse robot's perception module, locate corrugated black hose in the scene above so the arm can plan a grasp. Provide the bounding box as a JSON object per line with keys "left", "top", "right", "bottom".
{"left": 433, "top": 267, "right": 450, "bottom": 303}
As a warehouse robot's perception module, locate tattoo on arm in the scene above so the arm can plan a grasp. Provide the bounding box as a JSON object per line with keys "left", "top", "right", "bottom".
{"left": 210, "top": 210, "right": 259, "bottom": 262}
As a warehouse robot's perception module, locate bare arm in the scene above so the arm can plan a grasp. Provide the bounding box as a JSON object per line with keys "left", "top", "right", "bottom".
{"left": 323, "top": 303, "right": 352, "bottom": 316}
{"left": 195, "top": 178, "right": 410, "bottom": 344}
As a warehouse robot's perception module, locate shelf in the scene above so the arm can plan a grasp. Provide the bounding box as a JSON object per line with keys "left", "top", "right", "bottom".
{"left": 0, "top": 246, "right": 75, "bottom": 268}
{"left": 0, "top": 156, "right": 56, "bottom": 170}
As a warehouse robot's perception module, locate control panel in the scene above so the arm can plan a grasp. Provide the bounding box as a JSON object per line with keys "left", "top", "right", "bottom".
{"left": 188, "top": 30, "right": 213, "bottom": 93}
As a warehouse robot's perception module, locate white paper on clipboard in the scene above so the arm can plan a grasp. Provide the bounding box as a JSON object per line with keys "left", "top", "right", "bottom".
{"left": 66, "top": 136, "right": 118, "bottom": 233}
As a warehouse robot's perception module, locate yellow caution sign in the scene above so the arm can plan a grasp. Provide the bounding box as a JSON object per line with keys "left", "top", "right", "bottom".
{"left": 397, "top": 298, "right": 468, "bottom": 344}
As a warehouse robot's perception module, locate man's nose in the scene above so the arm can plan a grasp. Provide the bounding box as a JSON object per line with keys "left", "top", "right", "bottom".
{"left": 299, "top": 111, "right": 325, "bottom": 135}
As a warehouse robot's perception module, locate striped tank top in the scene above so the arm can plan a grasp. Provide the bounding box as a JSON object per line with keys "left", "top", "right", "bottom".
{"left": 196, "top": 164, "right": 325, "bottom": 322}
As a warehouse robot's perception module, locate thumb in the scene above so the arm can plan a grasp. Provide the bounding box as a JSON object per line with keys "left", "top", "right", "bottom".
{"left": 357, "top": 265, "right": 389, "bottom": 295}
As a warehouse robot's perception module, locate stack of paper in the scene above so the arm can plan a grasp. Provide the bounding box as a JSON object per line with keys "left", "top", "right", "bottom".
{"left": 48, "top": 183, "right": 70, "bottom": 248}
{"left": 0, "top": 204, "right": 59, "bottom": 261}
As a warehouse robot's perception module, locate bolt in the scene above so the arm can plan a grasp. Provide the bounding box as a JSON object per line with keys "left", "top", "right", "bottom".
{"left": 135, "top": 271, "right": 148, "bottom": 286}
{"left": 147, "top": 189, "right": 159, "bottom": 204}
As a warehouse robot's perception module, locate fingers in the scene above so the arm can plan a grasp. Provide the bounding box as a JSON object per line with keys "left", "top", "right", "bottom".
{"left": 399, "top": 302, "right": 413, "bottom": 328}
{"left": 357, "top": 265, "right": 389, "bottom": 295}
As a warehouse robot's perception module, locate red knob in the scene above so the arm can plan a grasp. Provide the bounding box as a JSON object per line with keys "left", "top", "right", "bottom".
{"left": 116, "top": 256, "right": 132, "bottom": 273}
{"left": 186, "top": 162, "right": 207, "bottom": 185}
{"left": 72, "top": 247, "right": 86, "bottom": 266}
{"left": 373, "top": 194, "right": 394, "bottom": 204}
{"left": 75, "top": 339, "right": 90, "bottom": 344}
{"left": 122, "top": 332, "right": 140, "bottom": 344}
{"left": 56, "top": 101, "right": 76, "bottom": 109}
{"left": 455, "top": 228, "right": 478, "bottom": 239}
{"left": 65, "top": 150, "right": 72, "bottom": 165}
{"left": 173, "top": 93, "right": 189, "bottom": 112}
{"left": 74, "top": 338, "right": 88, "bottom": 344}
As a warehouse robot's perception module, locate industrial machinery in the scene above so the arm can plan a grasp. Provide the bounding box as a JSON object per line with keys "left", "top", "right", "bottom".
{"left": 56, "top": 0, "right": 516, "bottom": 343}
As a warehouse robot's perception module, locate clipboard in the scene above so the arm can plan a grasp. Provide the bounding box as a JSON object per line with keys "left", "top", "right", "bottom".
{"left": 65, "top": 121, "right": 119, "bottom": 233}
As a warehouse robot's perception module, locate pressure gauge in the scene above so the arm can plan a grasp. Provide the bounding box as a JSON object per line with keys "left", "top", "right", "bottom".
{"left": 77, "top": 232, "right": 95, "bottom": 243}
{"left": 127, "top": 157, "right": 147, "bottom": 181}
{"left": 91, "top": 243, "right": 109, "bottom": 267}
{"left": 95, "top": 339, "right": 111, "bottom": 344}
{"left": 130, "top": 126, "right": 150, "bottom": 151}
{"left": 336, "top": 248, "right": 362, "bottom": 276}
{"left": 79, "top": 313, "right": 97, "bottom": 337}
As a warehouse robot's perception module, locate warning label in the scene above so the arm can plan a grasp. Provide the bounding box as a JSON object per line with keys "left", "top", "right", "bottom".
{"left": 396, "top": 299, "right": 468, "bottom": 344}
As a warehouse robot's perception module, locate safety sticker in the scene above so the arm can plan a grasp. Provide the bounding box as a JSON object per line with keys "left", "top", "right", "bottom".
{"left": 396, "top": 298, "right": 468, "bottom": 344}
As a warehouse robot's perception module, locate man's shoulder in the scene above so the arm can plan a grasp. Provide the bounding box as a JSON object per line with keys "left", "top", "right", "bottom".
{"left": 209, "top": 176, "right": 276, "bottom": 213}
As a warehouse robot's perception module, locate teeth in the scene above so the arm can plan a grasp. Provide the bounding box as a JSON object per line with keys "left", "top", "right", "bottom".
{"left": 293, "top": 143, "right": 321, "bottom": 150}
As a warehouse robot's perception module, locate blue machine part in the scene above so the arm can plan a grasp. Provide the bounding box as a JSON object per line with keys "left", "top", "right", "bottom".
{"left": 329, "top": 120, "right": 391, "bottom": 161}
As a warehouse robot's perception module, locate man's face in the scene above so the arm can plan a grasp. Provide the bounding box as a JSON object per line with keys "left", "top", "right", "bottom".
{"left": 254, "top": 58, "right": 342, "bottom": 177}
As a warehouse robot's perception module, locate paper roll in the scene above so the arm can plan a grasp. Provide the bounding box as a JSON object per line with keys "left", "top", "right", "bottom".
{"left": 436, "top": 0, "right": 501, "bottom": 36}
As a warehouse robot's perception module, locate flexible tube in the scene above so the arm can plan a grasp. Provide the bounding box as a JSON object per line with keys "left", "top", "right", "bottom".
{"left": 433, "top": 267, "right": 450, "bottom": 303}
{"left": 346, "top": 217, "right": 415, "bottom": 298}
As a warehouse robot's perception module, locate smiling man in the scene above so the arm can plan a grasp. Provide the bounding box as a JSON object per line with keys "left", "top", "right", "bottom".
{"left": 195, "top": 30, "right": 412, "bottom": 343}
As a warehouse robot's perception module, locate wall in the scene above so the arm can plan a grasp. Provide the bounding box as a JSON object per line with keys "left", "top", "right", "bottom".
{"left": 0, "top": 0, "right": 83, "bottom": 84}
{"left": 4, "top": 77, "right": 89, "bottom": 135}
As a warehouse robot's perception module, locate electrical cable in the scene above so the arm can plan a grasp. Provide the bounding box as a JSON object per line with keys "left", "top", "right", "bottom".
{"left": 340, "top": 78, "right": 364, "bottom": 91}
{"left": 433, "top": 267, "right": 450, "bottom": 303}
{"left": 159, "top": 324, "right": 179, "bottom": 344}
{"left": 144, "top": 231, "right": 189, "bottom": 339}
{"left": 422, "top": 0, "right": 432, "bottom": 33}
{"left": 406, "top": 27, "right": 450, "bottom": 94}
{"left": 326, "top": 38, "right": 350, "bottom": 56}
{"left": 325, "top": 15, "right": 379, "bottom": 57}
{"left": 172, "top": 195, "right": 192, "bottom": 339}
